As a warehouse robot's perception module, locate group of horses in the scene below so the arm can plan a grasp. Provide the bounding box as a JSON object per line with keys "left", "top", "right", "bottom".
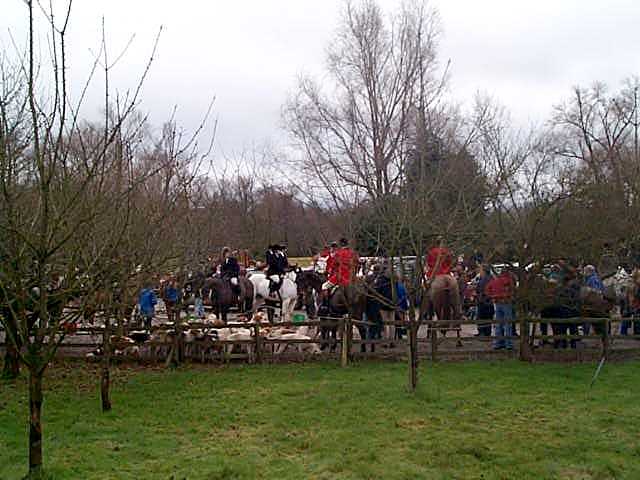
{"left": 176, "top": 262, "right": 639, "bottom": 353}
{"left": 180, "top": 266, "right": 440, "bottom": 352}
{"left": 180, "top": 269, "right": 298, "bottom": 324}
{"left": 524, "top": 268, "right": 637, "bottom": 348}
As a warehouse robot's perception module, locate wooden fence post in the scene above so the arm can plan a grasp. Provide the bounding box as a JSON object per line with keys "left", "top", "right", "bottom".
{"left": 341, "top": 316, "right": 350, "bottom": 367}
{"left": 348, "top": 317, "right": 353, "bottom": 358}
{"left": 254, "top": 323, "right": 262, "bottom": 364}
{"left": 519, "top": 316, "right": 530, "bottom": 361}
{"left": 409, "top": 320, "right": 418, "bottom": 391}
{"left": 430, "top": 321, "right": 438, "bottom": 362}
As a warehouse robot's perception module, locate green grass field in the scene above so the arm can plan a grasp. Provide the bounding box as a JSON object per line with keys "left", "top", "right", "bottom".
{"left": 1, "top": 360, "right": 640, "bottom": 479}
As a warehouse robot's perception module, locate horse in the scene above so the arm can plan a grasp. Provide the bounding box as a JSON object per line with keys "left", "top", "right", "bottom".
{"left": 236, "top": 276, "right": 255, "bottom": 314}
{"left": 580, "top": 285, "right": 617, "bottom": 338}
{"left": 202, "top": 277, "right": 236, "bottom": 324}
{"left": 422, "top": 274, "right": 462, "bottom": 347}
{"left": 319, "top": 282, "right": 367, "bottom": 352}
{"left": 363, "top": 272, "right": 400, "bottom": 350}
{"left": 248, "top": 271, "right": 298, "bottom": 323}
{"left": 294, "top": 269, "right": 323, "bottom": 318}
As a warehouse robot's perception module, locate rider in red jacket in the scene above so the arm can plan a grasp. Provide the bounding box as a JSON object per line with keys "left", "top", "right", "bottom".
{"left": 424, "top": 239, "right": 461, "bottom": 317}
{"left": 425, "top": 245, "right": 453, "bottom": 280}
{"left": 320, "top": 238, "right": 358, "bottom": 312}
{"left": 322, "top": 242, "right": 338, "bottom": 276}
{"left": 330, "top": 239, "right": 358, "bottom": 286}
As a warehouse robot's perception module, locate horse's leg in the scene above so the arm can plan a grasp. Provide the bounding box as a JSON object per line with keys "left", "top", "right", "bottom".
{"left": 245, "top": 296, "right": 254, "bottom": 318}
{"left": 331, "top": 326, "right": 338, "bottom": 353}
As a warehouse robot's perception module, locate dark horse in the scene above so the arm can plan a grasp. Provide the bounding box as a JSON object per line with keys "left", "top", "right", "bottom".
{"left": 539, "top": 279, "right": 615, "bottom": 349}
{"left": 295, "top": 269, "right": 323, "bottom": 318}
{"left": 202, "top": 277, "right": 235, "bottom": 324}
{"left": 201, "top": 276, "right": 254, "bottom": 323}
{"left": 363, "top": 272, "right": 400, "bottom": 351}
{"left": 318, "top": 282, "right": 367, "bottom": 352}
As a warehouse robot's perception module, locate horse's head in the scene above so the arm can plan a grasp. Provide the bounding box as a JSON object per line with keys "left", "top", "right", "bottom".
{"left": 285, "top": 270, "right": 297, "bottom": 283}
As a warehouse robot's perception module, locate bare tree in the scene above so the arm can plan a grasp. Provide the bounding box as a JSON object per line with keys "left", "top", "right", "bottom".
{"left": 284, "top": 0, "right": 442, "bottom": 209}
{"left": 0, "top": 3, "right": 162, "bottom": 477}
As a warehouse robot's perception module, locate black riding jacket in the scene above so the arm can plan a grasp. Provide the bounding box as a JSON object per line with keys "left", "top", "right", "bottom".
{"left": 221, "top": 257, "right": 240, "bottom": 279}
{"left": 266, "top": 250, "right": 288, "bottom": 276}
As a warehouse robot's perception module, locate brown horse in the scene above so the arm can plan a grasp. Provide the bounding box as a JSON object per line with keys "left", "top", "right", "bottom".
{"left": 202, "top": 277, "right": 235, "bottom": 324}
{"left": 424, "top": 274, "right": 462, "bottom": 347}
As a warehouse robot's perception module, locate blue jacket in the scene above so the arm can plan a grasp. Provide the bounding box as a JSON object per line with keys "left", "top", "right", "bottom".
{"left": 139, "top": 288, "right": 157, "bottom": 315}
{"left": 163, "top": 285, "right": 179, "bottom": 303}
{"left": 396, "top": 282, "right": 409, "bottom": 311}
{"left": 585, "top": 274, "right": 605, "bottom": 292}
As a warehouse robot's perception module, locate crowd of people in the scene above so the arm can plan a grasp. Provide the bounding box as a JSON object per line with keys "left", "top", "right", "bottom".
{"left": 136, "top": 239, "right": 640, "bottom": 351}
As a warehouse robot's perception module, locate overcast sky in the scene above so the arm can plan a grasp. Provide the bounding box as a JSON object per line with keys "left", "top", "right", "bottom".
{"left": 2, "top": 0, "right": 639, "bottom": 161}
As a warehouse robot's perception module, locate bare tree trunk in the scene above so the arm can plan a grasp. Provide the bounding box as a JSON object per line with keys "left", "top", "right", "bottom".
{"left": 28, "top": 365, "right": 44, "bottom": 479}
{"left": 101, "top": 318, "right": 112, "bottom": 412}
{"left": 2, "top": 311, "right": 21, "bottom": 380}
{"left": 3, "top": 343, "right": 21, "bottom": 379}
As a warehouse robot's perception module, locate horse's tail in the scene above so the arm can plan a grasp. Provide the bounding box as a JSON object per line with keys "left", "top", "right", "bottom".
{"left": 433, "top": 286, "right": 452, "bottom": 321}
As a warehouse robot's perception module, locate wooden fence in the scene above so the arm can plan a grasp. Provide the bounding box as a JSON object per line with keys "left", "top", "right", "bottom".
{"left": 3, "top": 315, "right": 640, "bottom": 365}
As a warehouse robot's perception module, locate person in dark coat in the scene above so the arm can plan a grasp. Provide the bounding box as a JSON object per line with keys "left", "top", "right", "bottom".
{"left": 266, "top": 244, "right": 288, "bottom": 299}
{"left": 475, "top": 265, "right": 494, "bottom": 337}
{"left": 220, "top": 247, "right": 241, "bottom": 294}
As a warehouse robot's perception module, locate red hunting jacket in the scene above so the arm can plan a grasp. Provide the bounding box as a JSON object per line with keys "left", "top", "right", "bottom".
{"left": 425, "top": 247, "right": 453, "bottom": 280}
{"left": 329, "top": 247, "right": 358, "bottom": 286}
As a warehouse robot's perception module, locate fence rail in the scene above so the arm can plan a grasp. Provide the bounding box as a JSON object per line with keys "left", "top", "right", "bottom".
{"left": 3, "top": 315, "right": 640, "bottom": 364}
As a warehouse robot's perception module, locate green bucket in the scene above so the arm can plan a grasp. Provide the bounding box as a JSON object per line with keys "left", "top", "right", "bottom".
{"left": 292, "top": 313, "right": 306, "bottom": 324}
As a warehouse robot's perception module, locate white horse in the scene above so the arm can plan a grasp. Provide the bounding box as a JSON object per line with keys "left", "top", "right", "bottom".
{"left": 248, "top": 271, "right": 298, "bottom": 323}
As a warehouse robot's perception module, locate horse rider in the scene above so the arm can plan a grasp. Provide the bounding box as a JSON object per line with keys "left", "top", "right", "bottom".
{"left": 220, "top": 247, "right": 241, "bottom": 295}
{"left": 423, "top": 239, "right": 461, "bottom": 317}
{"left": 315, "top": 241, "right": 337, "bottom": 275}
{"left": 266, "top": 243, "right": 289, "bottom": 300}
{"left": 321, "top": 238, "right": 358, "bottom": 308}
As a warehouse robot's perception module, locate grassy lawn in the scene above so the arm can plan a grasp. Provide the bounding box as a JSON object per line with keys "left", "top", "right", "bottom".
{"left": 1, "top": 360, "right": 640, "bottom": 479}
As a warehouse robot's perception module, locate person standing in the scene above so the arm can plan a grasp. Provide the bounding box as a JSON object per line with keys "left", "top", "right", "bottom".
{"left": 162, "top": 277, "right": 180, "bottom": 324}
{"left": 138, "top": 283, "right": 157, "bottom": 330}
{"left": 475, "top": 265, "right": 494, "bottom": 337}
{"left": 583, "top": 265, "right": 605, "bottom": 294}
{"left": 582, "top": 265, "right": 605, "bottom": 335}
{"left": 486, "top": 267, "right": 515, "bottom": 350}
